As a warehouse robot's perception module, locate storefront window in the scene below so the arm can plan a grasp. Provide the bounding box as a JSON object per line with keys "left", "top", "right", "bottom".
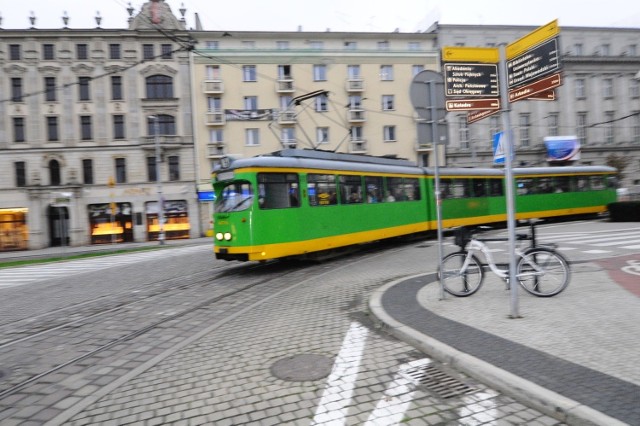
{"left": 0, "top": 208, "right": 29, "bottom": 251}
{"left": 88, "top": 203, "right": 133, "bottom": 244}
{"left": 146, "top": 200, "right": 190, "bottom": 241}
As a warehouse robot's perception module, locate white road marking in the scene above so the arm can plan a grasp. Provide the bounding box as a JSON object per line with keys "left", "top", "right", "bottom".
{"left": 312, "top": 322, "right": 368, "bottom": 425}
{"left": 365, "top": 358, "right": 430, "bottom": 425}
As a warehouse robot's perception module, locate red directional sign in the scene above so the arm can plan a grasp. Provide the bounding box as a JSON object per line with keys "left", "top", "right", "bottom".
{"left": 529, "top": 89, "right": 556, "bottom": 101}
{"left": 445, "top": 98, "right": 500, "bottom": 112}
{"left": 508, "top": 73, "right": 561, "bottom": 102}
{"left": 467, "top": 108, "right": 499, "bottom": 124}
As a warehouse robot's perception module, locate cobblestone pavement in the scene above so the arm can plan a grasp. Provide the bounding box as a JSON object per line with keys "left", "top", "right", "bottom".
{"left": 0, "top": 239, "right": 568, "bottom": 425}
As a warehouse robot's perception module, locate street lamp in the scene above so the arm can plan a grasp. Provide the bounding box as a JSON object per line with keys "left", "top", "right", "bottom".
{"left": 149, "top": 115, "right": 165, "bottom": 245}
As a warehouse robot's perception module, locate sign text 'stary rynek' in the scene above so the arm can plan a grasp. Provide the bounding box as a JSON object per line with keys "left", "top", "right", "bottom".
{"left": 444, "top": 63, "right": 499, "bottom": 97}
{"left": 507, "top": 37, "right": 560, "bottom": 88}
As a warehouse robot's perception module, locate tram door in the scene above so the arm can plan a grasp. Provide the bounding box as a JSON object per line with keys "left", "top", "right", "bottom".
{"left": 48, "top": 205, "right": 69, "bottom": 247}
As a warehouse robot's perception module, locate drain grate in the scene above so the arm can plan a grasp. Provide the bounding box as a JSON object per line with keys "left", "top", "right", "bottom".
{"left": 399, "top": 363, "right": 477, "bottom": 399}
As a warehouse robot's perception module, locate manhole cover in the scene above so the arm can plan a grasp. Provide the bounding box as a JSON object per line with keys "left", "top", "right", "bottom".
{"left": 270, "top": 354, "right": 333, "bottom": 381}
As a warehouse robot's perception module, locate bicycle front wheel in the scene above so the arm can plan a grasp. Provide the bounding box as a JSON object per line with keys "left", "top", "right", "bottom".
{"left": 517, "top": 247, "right": 571, "bottom": 297}
{"left": 438, "top": 252, "right": 484, "bottom": 297}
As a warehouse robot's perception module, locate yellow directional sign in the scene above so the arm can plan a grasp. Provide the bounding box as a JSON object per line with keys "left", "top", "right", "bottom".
{"left": 441, "top": 46, "right": 499, "bottom": 64}
{"left": 507, "top": 19, "right": 559, "bottom": 60}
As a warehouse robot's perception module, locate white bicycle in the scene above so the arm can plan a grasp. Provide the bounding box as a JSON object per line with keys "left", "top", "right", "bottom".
{"left": 438, "top": 221, "right": 571, "bottom": 297}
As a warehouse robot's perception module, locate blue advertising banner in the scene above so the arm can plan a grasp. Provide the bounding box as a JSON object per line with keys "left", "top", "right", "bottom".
{"left": 544, "top": 136, "right": 580, "bottom": 161}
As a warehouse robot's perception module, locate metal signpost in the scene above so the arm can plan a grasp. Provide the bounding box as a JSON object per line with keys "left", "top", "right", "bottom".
{"left": 410, "top": 70, "right": 447, "bottom": 299}
{"left": 440, "top": 20, "right": 562, "bottom": 317}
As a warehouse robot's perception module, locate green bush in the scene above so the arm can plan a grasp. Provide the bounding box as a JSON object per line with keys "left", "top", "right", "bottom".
{"left": 608, "top": 201, "right": 640, "bottom": 222}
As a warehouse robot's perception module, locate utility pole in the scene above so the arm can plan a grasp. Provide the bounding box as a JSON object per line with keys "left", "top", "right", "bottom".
{"left": 150, "top": 115, "right": 165, "bottom": 245}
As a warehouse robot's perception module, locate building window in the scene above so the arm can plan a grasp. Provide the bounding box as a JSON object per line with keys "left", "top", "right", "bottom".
{"left": 44, "top": 77, "right": 57, "bottom": 102}
{"left": 244, "top": 96, "right": 258, "bottom": 110}
{"left": 205, "top": 41, "right": 219, "bottom": 49}
{"left": 147, "top": 114, "right": 176, "bottom": 135}
{"left": 83, "top": 159, "right": 94, "bottom": 184}
{"left": 382, "top": 95, "right": 395, "bottom": 111}
{"left": 15, "top": 162, "right": 27, "bottom": 187}
{"left": 603, "top": 78, "right": 614, "bottom": 98}
{"left": 111, "top": 76, "right": 123, "bottom": 100}
{"left": 489, "top": 116, "right": 501, "bottom": 141}
{"left": 78, "top": 76, "right": 91, "bottom": 101}
{"left": 49, "top": 159, "right": 61, "bottom": 186}
{"left": 315, "top": 95, "right": 328, "bottom": 112}
{"left": 317, "top": 127, "right": 329, "bottom": 144}
{"left": 47, "top": 117, "right": 59, "bottom": 141}
{"left": 577, "top": 112, "right": 588, "bottom": 144}
{"left": 168, "top": 156, "right": 180, "bottom": 181}
{"left": 631, "top": 78, "right": 640, "bottom": 99}
{"left": 109, "top": 44, "right": 121, "bottom": 59}
{"left": 11, "top": 78, "right": 23, "bottom": 102}
{"left": 9, "top": 44, "right": 21, "bottom": 60}
{"left": 380, "top": 65, "right": 394, "bottom": 81}
{"left": 43, "top": 44, "right": 55, "bottom": 60}
{"left": 313, "top": 64, "right": 327, "bottom": 81}
{"left": 519, "top": 113, "right": 531, "bottom": 147}
{"left": 412, "top": 65, "right": 424, "bottom": 77}
{"left": 242, "top": 65, "right": 257, "bottom": 82}
{"left": 161, "top": 44, "right": 172, "bottom": 59}
{"left": 574, "top": 43, "right": 583, "bottom": 55}
{"left": 76, "top": 43, "right": 88, "bottom": 60}
{"left": 115, "top": 158, "right": 127, "bottom": 184}
{"left": 383, "top": 125, "right": 396, "bottom": 142}
{"left": 209, "top": 129, "right": 223, "bottom": 143}
{"left": 604, "top": 111, "right": 614, "bottom": 143}
{"left": 309, "top": 41, "right": 323, "bottom": 50}
{"left": 377, "top": 41, "right": 390, "bottom": 50}
{"left": 575, "top": 78, "right": 586, "bottom": 99}
{"left": 242, "top": 41, "right": 256, "bottom": 49}
{"left": 344, "top": 41, "right": 357, "bottom": 50}
{"left": 113, "top": 115, "right": 125, "bottom": 139}
{"left": 633, "top": 114, "right": 640, "bottom": 143}
{"left": 147, "top": 157, "right": 157, "bottom": 182}
{"left": 547, "top": 113, "right": 559, "bottom": 137}
{"left": 13, "top": 117, "right": 25, "bottom": 142}
{"left": 347, "top": 65, "right": 360, "bottom": 79}
{"left": 205, "top": 65, "right": 221, "bottom": 79}
{"left": 600, "top": 44, "right": 610, "bottom": 56}
{"left": 281, "top": 128, "right": 295, "bottom": 146}
{"left": 245, "top": 128, "right": 260, "bottom": 146}
{"left": 80, "top": 115, "right": 92, "bottom": 140}
{"left": 408, "top": 42, "right": 421, "bottom": 50}
{"left": 458, "top": 116, "right": 469, "bottom": 149}
{"left": 276, "top": 41, "right": 289, "bottom": 50}
{"left": 146, "top": 75, "right": 173, "bottom": 99}
{"left": 143, "top": 44, "right": 154, "bottom": 59}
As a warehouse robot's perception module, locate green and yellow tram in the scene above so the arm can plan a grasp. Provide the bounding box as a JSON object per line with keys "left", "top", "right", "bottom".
{"left": 211, "top": 149, "right": 617, "bottom": 262}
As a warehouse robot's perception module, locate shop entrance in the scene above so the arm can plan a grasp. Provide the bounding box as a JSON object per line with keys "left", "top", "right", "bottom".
{"left": 88, "top": 203, "right": 134, "bottom": 244}
{"left": 47, "top": 205, "right": 70, "bottom": 247}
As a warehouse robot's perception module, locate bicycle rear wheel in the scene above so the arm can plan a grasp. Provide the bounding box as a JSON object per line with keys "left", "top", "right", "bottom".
{"left": 517, "top": 247, "right": 570, "bottom": 297}
{"left": 438, "top": 252, "right": 484, "bottom": 297}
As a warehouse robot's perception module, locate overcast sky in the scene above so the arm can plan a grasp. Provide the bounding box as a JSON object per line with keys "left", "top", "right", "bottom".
{"left": 2, "top": 0, "right": 639, "bottom": 32}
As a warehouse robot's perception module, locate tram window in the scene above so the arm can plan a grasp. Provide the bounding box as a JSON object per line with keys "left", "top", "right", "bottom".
{"left": 387, "top": 177, "right": 419, "bottom": 201}
{"left": 487, "top": 179, "right": 503, "bottom": 196}
{"left": 535, "top": 177, "right": 553, "bottom": 194}
{"left": 575, "top": 176, "right": 589, "bottom": 192}
{"left": 308, "top": 174, "right": 337, "bottom": 206}
{"left": 340, "top": 175, "right": 363, "bottom": 204}
{"left": 365, "top": 176, "right": 383, "bottom": 203}
{"left": 606, "top": 176, "right": 617, "bottom": 188}
{"left": 257, "top": 173, "right": 299, "bottom": 209}
{"left": 216, "top": 181, "right": 253, "bottom": 212}
{"left": 446, "top": 179, "right": 472, "bottom": 198}
{"left": 553, "top": 176, "right": 570, "bottom": 193}
{"left": 589, "top": 175, "right": 605, "bottom": 190}
{"left": 516, "top": 178, "right": 534, "bottom": 195}
{"left": 472, "top": 179, "right": 487, "bottom": 197}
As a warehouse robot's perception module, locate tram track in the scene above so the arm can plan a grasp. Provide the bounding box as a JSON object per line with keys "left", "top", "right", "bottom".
{"left": 0, "top": 255, "right": 308, "bottom": 401}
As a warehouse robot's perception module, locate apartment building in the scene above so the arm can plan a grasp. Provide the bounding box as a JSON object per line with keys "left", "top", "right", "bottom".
{"left": 0, "top": 1, "right": 200, "bottom": 250}
{"left": 430, "top": 23, "right": 640, "bottom": 191}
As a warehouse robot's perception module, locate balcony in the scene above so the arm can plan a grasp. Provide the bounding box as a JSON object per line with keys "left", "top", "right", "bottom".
{"left": 281, "top": 139, "right": 297, "bottom": 149}
{"left": 205, "top": 110, "right": 226, "bottom": 126}
{"left": 140, "top": 135, "right": 183, "bottom": 150}
{"left": 346, "top": 78, "right": 364, "bottom": 92}
{"left": 349, "top": 140, "right": 368, "bottom": 153}
{"left": 347, "top": 109, "right": 366, "bottom": 122}
{"left": 276, "top": 79, "right": 295, "bottom": 93}
{"left": 207, "top": 143, "right": 226, "bottom": 158}
{"left": 203, "top": 80, "right": 224, "bottom": 94}
{"left": 278, "top": 110, "right": 297, "bottom": 124}
{"left": 416, "top": 142, "right": 433, "bottom": 152}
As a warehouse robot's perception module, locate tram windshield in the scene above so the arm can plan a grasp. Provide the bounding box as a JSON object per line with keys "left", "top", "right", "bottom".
{"left": 215, "top": 181, "right": 254, "bottom": 212}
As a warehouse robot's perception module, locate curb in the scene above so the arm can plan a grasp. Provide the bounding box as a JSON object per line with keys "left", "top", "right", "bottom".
{"left": 368, "top": 274, "right": 628, "bottom": 426}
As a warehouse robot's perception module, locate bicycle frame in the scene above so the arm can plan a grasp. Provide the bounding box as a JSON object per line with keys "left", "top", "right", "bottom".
{"left": 463, "top": 239, "right": 545, "bottom": 281}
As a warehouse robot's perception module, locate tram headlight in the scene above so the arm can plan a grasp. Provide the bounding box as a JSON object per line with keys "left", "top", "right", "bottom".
{"left": 224, "top": 232, "right": 232, "bottom": 241}
{"left": 215, "top": 232, "right": 224, "bottom": 241}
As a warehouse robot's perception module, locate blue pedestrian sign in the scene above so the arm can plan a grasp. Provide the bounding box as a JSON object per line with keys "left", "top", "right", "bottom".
{"left": 493, "top": 131, "right": 514, "bottom": 165}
